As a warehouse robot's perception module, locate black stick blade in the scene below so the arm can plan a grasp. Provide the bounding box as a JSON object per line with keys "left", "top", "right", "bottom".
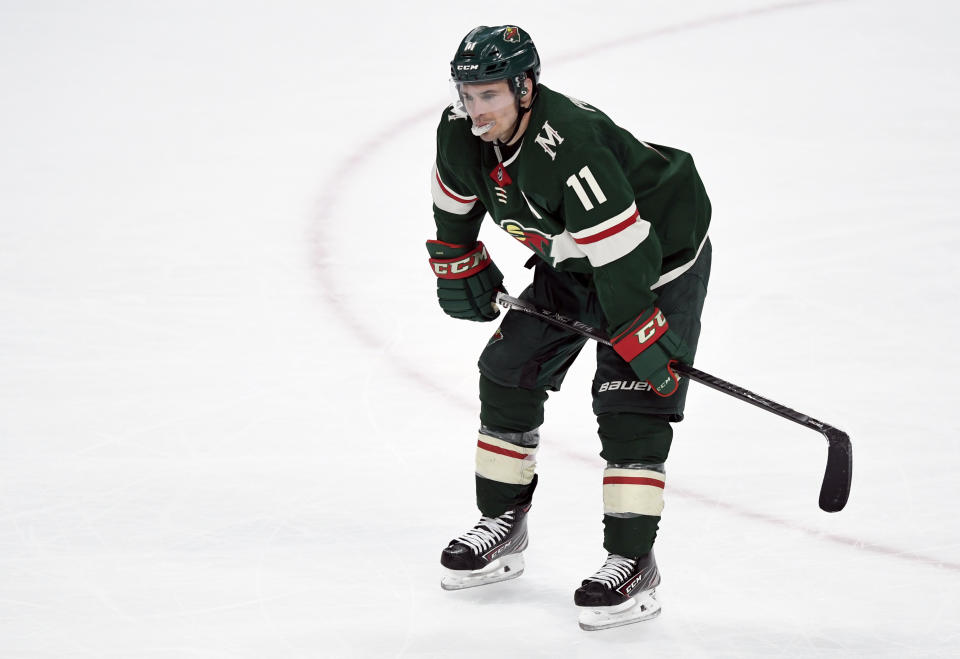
{"left": 819, "top": 428, "right": 853, "bottom": 512}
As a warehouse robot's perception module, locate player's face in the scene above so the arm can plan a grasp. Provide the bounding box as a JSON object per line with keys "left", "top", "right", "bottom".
{"left": 458, "top": 81, "right": 519, "bottom": 142}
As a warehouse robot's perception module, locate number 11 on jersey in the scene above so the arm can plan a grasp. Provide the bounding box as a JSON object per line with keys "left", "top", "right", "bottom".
{"left": 565, "top": 165, "right": 607, "bottom": 211}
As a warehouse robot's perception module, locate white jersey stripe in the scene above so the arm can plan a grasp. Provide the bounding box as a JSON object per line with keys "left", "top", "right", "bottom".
{"left": 568, "top": 203, "right": 651, "bottom": 268}
{"left": 501, "top": 143, "right": 523, "bottom": 167}
{"left": 651, "top": 232, "right": 709, "bottom": 290}
{"left": 569, "top": 203, "right": 642, "bottom": 243}
{"left": 431, "top": 164, "right": 477, "bottom": 215}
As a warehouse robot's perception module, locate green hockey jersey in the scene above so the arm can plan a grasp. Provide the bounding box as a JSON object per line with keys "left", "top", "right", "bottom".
{"left": 431, "top": 84, "right": 711, "bottom": 332}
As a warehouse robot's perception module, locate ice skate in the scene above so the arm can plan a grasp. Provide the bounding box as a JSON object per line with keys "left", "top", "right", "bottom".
{"left": 440, "top": 503, "right": 530, "bottom": 591}
{"left": 574, "top": 551, "right": 662, "bottom": 631}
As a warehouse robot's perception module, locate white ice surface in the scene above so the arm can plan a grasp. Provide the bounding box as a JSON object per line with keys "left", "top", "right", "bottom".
{"left": 1, "top": 1, "right": 959, "bottom": 657}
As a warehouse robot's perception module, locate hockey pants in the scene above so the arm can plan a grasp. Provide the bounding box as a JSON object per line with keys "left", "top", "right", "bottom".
{"left": 473, "top": 241, "right": 710, "bottom": 557}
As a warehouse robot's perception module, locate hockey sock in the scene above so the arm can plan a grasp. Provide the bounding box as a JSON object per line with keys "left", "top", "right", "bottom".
{"left": 475, "top": 427, "right": 539, "bottom": 517}
{"left": 597, "top": 413, "right": 672, "bottom": 557}
{"left": 475, "top": 375, "right": 547, "bottom": 517}
{"left": 601, "top": 465, "right": 665, "bottom": 557}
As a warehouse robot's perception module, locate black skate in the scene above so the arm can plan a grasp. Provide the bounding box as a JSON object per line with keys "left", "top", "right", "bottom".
{"left": 574, "top": 551, "right": 662, "bottom": 630}
{"left": 439, "top": 503, "right": 530, "bottom": 590}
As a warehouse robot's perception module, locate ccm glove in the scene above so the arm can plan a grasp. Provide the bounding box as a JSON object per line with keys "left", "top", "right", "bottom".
{"left": 611, "top": 308, "right": 692, "bottom": 397}
{"left": 426, "top": 240, "right": 504, "bottom": 322}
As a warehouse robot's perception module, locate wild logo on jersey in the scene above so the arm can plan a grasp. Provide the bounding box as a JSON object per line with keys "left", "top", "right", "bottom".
{"left": 500, "top": 219, "right": 552, "bottom": 260}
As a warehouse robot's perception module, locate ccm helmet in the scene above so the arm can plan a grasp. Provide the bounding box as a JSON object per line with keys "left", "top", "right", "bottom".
{"left": 450, "top": 25, "right": 540, "bottom": 95}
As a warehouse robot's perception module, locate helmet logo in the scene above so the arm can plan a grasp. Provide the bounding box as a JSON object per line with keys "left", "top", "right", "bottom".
{"left": 464, "top": 41, "right": 478, "bottom": 53}
{"left": 503, "top": 27, "right": 520, "bottom": 43}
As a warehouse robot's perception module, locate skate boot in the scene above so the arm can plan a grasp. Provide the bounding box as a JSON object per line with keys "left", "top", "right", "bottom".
{"left": 440, "top": 503, "right": 530, "bottom": 590}
{"left": 574, "top": 551, "right": 661, "bottom": 630}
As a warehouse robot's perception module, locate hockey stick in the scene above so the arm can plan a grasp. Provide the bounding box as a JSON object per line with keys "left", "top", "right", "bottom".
{"left": 494, "top": 292, "right": 852, "bottom": 513}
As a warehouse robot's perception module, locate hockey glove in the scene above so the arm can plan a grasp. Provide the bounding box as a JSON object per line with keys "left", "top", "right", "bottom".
{"left": 426, "top": 240, "right": 504, "bottom": 322}
{"left": 611, "top": 308, "right": 692, "bottom": 397}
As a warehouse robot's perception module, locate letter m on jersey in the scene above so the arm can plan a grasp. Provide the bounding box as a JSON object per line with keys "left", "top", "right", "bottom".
{"left": 534, "top": 121, "right": 564, "bottom": 160}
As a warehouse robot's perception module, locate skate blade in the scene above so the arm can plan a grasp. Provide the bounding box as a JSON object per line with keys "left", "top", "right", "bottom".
{"left": 577, "top": 590, "right": 661, "bottom": 631}
{"left": 440, "top": 553, "right": 525, "bottom": 591}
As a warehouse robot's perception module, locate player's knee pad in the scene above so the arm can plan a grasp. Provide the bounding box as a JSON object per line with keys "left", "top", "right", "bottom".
{"left": 597, "top": 412, "right": 673, "bottom": 465}
{"left": 475, "top": 426, "right": 539, "bottom": 487}
{"left": 479, "top": 373, "right": 548, "bottom": 432}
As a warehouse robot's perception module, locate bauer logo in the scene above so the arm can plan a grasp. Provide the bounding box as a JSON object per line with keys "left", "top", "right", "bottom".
{"left": 598, "top": 380, "right": 652, "bottom": 393}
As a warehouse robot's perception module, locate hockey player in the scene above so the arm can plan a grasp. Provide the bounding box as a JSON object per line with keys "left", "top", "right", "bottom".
{"left": 428, "top": 25, "right": 711, "bottom": 630}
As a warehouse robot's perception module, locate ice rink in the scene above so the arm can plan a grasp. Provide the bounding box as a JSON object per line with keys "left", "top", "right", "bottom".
{"left": 2, "top": 0, "right": 959, "bottom": 656}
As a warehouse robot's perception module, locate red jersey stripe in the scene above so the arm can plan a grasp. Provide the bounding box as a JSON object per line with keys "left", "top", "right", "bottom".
{"left": 435, "top": 170, "right": 477, "bottom": 204}
{"left": 573, "top": 210, "right": 640, "bottom": 245}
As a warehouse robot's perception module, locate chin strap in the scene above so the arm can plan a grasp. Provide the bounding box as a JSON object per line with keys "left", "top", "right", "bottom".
{"left": 502, "top": 89, "right": 537, "bottom": 145}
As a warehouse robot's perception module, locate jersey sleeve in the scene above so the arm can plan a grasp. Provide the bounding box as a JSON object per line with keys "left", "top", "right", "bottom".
{"left": 557, "top": 145, "right": 664, "bottom": 332}
{"left": 431, "top": 111, "right": 487, "bottom": 246}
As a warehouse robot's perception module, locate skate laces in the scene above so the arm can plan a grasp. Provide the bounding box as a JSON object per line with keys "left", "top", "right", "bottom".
{"left": 587, "top": 554, "right": 637, "bottom": 588}
{"left": 454, "top": 511, "right": 515, "bottom": 554}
